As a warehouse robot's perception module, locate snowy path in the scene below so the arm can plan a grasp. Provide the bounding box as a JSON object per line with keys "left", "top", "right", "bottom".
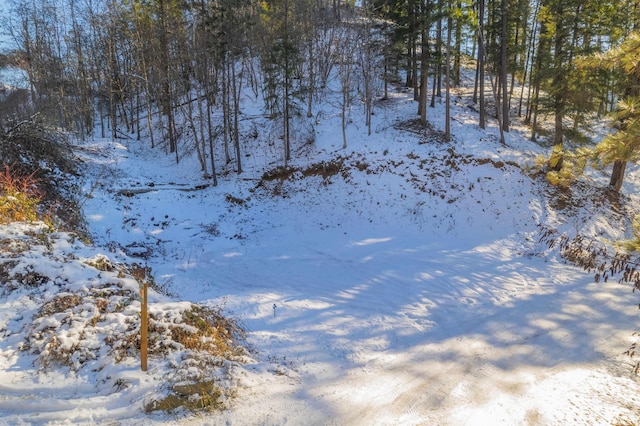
{"left": 174, "top": 230, "right": 640, "bottom": 425}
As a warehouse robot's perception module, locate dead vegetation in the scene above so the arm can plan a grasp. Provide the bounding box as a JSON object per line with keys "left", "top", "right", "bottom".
{"left": 145, "top": 379, "right": 228, "bottom": 413}
{"left": 1, "top": 227, "right": 251, "bottom": 413}
{"left": 0, "top": 164, "right": 46, "bottom": 225}
{"left": 259, "top": 158, "right": 347, "bottom": 183}
{"left": 260, "top": 165, "right": 298, "bottom": 181}
{"left": 538, "top": 228, "right": 640, "bottom": 287}
{"left": 538, "top": 226, "right": 640, "bottom": 374}
{"left": 394, "top": 118, "right": 450, "bottom": 144}
{"left": 253, "top": 147, "right": 525, "bottom": 213}
{"left": 225, "top": 193, "right": 247, "bottom": 206}
{"left": 0, "top": 116, "right": 87, "bottom": 235}
{"left": 258, "top": 147, "right": 520, "bottom": 186}
{"left": 301, "top": 159, "right": 345, "bottom": 179}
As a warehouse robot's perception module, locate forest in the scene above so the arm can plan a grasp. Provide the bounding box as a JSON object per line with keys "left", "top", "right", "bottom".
{"left": 1, "top": 0, "right": 639, "bottom": 192}
{"left": 4, "top": 0, "right": 640, "bottom": 423}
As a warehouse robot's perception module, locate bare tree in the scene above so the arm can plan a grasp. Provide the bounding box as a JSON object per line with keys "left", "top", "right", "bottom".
{"left": 337, "top": 27, "right": 356, "bottom": 149}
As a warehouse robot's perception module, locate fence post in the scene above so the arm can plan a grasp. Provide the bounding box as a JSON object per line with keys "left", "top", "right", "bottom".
{"left": 141, "top": 280, "right": 148, "bottom": 371}
{"left": 132, "top": 265, "right": 149, "bottom": 372}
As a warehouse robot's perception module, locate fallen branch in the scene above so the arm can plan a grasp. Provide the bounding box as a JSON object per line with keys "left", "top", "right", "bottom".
{"left": 117, "top": 183, "right": 214, "bottom": 197}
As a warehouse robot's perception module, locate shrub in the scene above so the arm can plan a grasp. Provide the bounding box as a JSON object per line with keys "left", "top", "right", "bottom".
{"left": 0, "top": 164, "right": 45, "bottom": 224}
{"left": 0, "top": 118, "right": 84, "bottom": 233}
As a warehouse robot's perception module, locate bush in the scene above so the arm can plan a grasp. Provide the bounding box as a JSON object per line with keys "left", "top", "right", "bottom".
{"left": 0, "top": 164, "right": 45, "bottom": 224}
{"left": 0, "top": 118, "right": 84, "bottom": 232}
{"left": 1, "top": 119, "right": 74, "bottom": 175}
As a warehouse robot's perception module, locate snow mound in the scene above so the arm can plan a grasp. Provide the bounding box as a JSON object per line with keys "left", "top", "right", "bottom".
{"left": 0, "top": 223, "right": 256, "bottom": 421}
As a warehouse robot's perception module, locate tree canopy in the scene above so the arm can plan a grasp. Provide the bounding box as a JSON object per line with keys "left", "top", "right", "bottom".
{"left": 1, "top": 0, "right": 639, "bottom": 190}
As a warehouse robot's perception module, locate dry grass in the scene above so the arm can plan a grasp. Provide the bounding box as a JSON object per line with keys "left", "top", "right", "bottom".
{"left": 39, "top": 294, "right": 83, "bottom": 317}
{"left": 145, "top": 379, "right": 228, "bottom": 413}
{"left": 301, "top": 159, "right": 344, "bottom": 179}
{"left": 260, "top": 165, "right": 297, "bottom": 181}
{"left": 104, "top": 303, "right": 248, "bottom": 364}
{"left": 12, "top": 247, "right": 249, "bottom": 385}
{"left": 83, "top": 254, "right": 116, "bottom": 272}
{"left": 1, "top": 119, "right": 86, "bottom": 234}
{"left": 171, "top": 306, "right": 246, "bottom": 356}
{"left": 2, "top": 219, "right": 250, "bottom": 414}
{"left": 23, "top": 277, "right": 250, "bottom": 412}
{"left": 0, "top": 164, "right": 46, "bottom": 224}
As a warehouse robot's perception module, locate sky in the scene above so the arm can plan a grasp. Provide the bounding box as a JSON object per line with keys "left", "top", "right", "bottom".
{"left": 0, "top": 0, "right": 11, "bottom": 49}
{"left": 0, "top": 0, "right": 26, "bottom": 89}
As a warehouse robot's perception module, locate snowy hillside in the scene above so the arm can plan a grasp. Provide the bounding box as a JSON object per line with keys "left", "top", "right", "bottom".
{"left": 2, "top": 84, "right": 640, "bottom": 425}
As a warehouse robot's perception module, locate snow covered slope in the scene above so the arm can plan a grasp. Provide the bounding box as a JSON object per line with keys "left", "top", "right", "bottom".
{"left": 2, "top": 87, "right": 640, "bottom": 425}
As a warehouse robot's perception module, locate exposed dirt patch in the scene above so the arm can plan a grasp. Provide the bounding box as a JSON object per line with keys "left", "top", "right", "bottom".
{"left": 254, "top": 148, "right": 526, "bottom": 208}
{"left": 260, "top": 159, "right": 347, "bottom": 184}
{"left": 474, "top": 157, "right": 520, "bottom": 169}
{"left": 394, "top": 118, "right": 450, "bottom": 144}
{"left": 225, "top": 194, "right": 247, "bottom": 206}
{"left": 302, "top": 159, "right": 345, "bottom": 179}
{"left": 260, "top": 166, "right": 298, "bottom": 182}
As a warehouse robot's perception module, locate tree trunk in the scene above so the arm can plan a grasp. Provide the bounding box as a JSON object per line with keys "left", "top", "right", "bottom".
{"left": 548, "top": 3, "right": 567, "bottom": 171}
{"left": 158, "top": 0, "right": 177, "bottom": 155}
{"left": 307, "top": 37, "right": 314, "bottom": 118}
{"left": 206, "top": 95, "right": 218, "bottom": 186}
{"left": 453, "top": 0, "right": 462, "bottom": 86}
{"left": 519, "top": 2, "right": 539, "bottom": 118}
{"left": 445, "top": 11, "right": 452, "bottom": 142}
{"left": 478, "top": 0, "right": 486, "bottom": 129}
{"left": 232, "top": 61, "right": 243, "bottom": 174}
{"left": 435, "top": 16, "right": 442, "bottom": 99}
{"left": 405, "top": 44, "right": 414, "bottom": 88}
{"left": 283, "top": 0, "right": 291, "bottom": 166}
{"left": 223, "top": 60, "right": 231, "bottom": 164}
{"left": 419, "top": 26, "right": 429, "bottom": 123}
{"left": 341, "top": 96, "right": 348, "bottom": 149}
{"left": 609, "top": 160, "right": 627, "bottom": 192}
{"left": 197, "top": 94, "right": 208, "bottom": 177}
{"left": 548, "top": 106, "right": 565, "bottom": 172}
{"left": 500, "top": 0, "right": 509, "bottom": 132}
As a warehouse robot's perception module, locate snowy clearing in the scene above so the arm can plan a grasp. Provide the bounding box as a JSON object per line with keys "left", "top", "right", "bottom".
{"left": 2, "top": 86, "right": 640, "bottom": 425}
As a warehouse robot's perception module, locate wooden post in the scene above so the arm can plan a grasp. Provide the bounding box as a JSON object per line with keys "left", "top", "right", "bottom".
{"left": 131, "top": 265, "right": 149, "bottom": 372}
{"left": 141, "top": 281, "right": 148, "bottom": 371}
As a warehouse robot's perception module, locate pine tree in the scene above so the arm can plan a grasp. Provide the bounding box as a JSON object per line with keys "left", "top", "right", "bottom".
{"left": 593, "top": 34, "right": 640, "bottom": 192}
{"left": 534, "top": 0, "right": 627, "bottom": 171}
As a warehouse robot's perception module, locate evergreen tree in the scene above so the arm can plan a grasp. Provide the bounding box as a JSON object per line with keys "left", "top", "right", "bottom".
{"left": 534, "top": 0, "right": 635, "bottom": 170}
{"left": 593, "top": 34, "right": 640, "bottom": 192}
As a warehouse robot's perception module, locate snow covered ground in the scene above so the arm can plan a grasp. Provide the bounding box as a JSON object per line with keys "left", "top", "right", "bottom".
{"left": 2, "top": 84, "right": 640, "bottom": 425}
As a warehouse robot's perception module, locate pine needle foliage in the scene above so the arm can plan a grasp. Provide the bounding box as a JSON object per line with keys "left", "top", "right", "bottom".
{"left": 590, "top": 33, "right": 640, "bottom": 192}
{"left": 595, "top": 98, "right": 640, "bottom": 166}
{"left": 536, "top": 146, "right": 594, "bottom": 188}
